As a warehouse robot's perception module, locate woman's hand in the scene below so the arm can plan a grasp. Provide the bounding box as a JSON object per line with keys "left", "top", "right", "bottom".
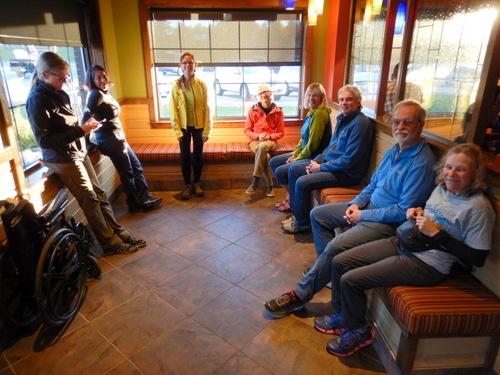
{"left": 80, "top": 118, "right": 99, "bottom": 134}
{"left": 202, "top": 137, "right": 209, "bottom": 143}
{"left": 406, "top": 207, "right": 424, "bottom": 220}
{"left": 286, "top": 156, "right": 296, "bottom": 163}
{"left": 415, "top": 216, "right": 440, "bottom": 237}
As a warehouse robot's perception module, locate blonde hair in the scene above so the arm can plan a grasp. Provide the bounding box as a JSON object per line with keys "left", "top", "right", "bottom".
{"left": 303, "top": 83, "right": 327, "bottom": 109}
{"left": 435, "top": 143, "right": 487, "bottom": 196}
{"left": 30, "top": 52, "right": 69, "bottom": 91}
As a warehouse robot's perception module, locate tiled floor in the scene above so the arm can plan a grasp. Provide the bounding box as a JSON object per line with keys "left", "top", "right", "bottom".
{"left": 0, "top": 188, "right": 386, "bottom": 375}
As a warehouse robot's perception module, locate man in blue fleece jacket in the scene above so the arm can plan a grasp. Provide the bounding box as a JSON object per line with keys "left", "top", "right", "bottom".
{"left": 265, "top": 99, "right": 437, "bottom": 318}
{"left": 282, "top": 85, "right": 374, "bottom": 234}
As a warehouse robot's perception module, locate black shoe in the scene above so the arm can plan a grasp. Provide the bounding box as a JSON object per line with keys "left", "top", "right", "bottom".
{"left": 142, "top": 197, "right": 162, "bottom": 211}
{"left": 264, "top": 290, "right": 304, "bottom": 318}
{"left": 124, "top": 236, "right": 147, "bottom": 248}
{"left": 106, "top": 242, "right": 138, "bottom": 255}
{"left": 144, "top": 197, "right": 163, "bottom": 208}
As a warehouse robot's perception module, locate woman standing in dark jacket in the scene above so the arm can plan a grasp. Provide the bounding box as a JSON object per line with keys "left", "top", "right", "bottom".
{"left": 26, "top": 52, "right": 144, "bottom": 255}
{"left": 82, "top": 65, "right": 162, "bottom": 213}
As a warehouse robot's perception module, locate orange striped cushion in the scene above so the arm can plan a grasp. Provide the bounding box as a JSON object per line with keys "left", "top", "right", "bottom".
{"left": 203, "top": 143, "right": 227, "bottom": 161}
{"left": 382, "top": 273, "right": 500, "bottom": 336}
{"left": 226, "top": 142, "right": 254, "bottom": 160}
{"left": 130, "top": 143, "right": 180, "bottom": 162}
{"left": 272, "top": 141, "right": 297, "bottom": 156}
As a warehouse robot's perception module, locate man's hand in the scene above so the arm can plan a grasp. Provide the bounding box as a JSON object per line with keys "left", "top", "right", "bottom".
{"left": 344, "top": 204, "right": 361, "bottom": 225}
{"left": 305, "top": 161, "right": 321, "bottom": 174}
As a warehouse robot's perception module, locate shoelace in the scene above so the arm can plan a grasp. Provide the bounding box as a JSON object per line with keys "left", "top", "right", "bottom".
{"left": 276, "top": 292, "right": 296, "bottom": 306}
{"left": 337, "top": 330, "right": 360, "bottom": 348}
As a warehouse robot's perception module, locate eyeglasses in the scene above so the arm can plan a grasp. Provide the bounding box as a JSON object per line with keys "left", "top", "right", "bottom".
{"left": 392, "top": 118, "right": 416, "bottom": 127}
{"left": 49, "top": 72, "right": 71, "bottom": 81}
{"left": 258, "top": 90, "right": 272, "bottom": 96}
{"left": 181, "top": 61, "right": 195, "bottom": 65}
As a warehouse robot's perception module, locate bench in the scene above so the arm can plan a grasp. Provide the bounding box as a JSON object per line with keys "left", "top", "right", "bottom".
{"left": 311, "top": 187, "right": 500, "bottom": 374}
{"left": 130, "top": 141, "right": 298, "bottom": 190}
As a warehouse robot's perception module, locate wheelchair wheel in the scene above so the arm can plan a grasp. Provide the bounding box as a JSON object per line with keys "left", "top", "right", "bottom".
{"left": 35, "top": 228, "right": 87, "bottom": 326}
{"left": 0, "top": 246, "right": 39, "bottom": 328}
{"left": 86, "top": 255, "right": 101, "bottom": 279}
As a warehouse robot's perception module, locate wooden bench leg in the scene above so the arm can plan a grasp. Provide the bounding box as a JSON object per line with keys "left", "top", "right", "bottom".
{"left": 396, "top": 332, "right": 418, "bottom": 374}
{"left": 484, "top": 336, "right": 500, "bottom": 368}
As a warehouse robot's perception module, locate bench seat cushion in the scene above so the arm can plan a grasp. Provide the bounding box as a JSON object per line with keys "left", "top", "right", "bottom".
{"left": 380, "top": 273, "right": 500, "bottom": 337}
{"left": 226, "top": 141, "right": 298, "bottom": 161}
{"left": 315, "top": 185, "right": 366, "bottom": 205}
{"left": 131, "top": 143, "right": 181, "bottom": 162}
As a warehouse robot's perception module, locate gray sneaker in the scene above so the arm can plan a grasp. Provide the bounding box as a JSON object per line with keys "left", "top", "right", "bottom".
{"left": 245, "top": 183, "right": 258, "bottom": 195}
{"left": 108, "top": 242, "right": 138, "bottom": 255}
{"left": 282, "top": 219, "right": 311, "bottom": 234}
{"left": 281, "top": 215, "right": 295, "bottom": 226}
{"left": 124, "top": 236, "right": 147, "bottom": 248}
{"left": 266, "top": 186, "right": 275, "bottom": 197}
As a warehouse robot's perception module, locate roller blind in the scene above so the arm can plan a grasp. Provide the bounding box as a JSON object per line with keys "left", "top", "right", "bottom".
{"left": 0, "top": 0, "right": 86, "bottom": 47}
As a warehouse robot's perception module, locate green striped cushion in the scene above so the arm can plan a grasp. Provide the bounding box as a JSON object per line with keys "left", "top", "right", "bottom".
{"left": 382, "top": 273, "right": 500, "bottom": 336}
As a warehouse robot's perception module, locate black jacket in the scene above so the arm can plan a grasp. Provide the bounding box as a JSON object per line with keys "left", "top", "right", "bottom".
{"left": 26, "top": 81, "right": 86, "bottom": 163}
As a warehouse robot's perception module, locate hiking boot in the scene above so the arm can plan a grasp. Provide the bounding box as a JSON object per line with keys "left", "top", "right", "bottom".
{"left": 264, "top": 290, "right": 304, "bottom": 318}
{"left": 282, "top": 219, "right": 311, "bottom": 234}
{"left": 181, "top": 185, "right": 192, "bottom": 200}
{"left": 314, "top": 314, "right": 345, "bottom": 335}
{"left": 326, "top": 328, "right": 375, "bottom": 357}
{"left": 124, "top": 236, "right": 147, "bottom": 248}
{"left": 266, "top": 186, "right": 275, "bottom": 197}
{"left": 193, "top": 183, "right": 204, "bottom": 197}
{"left": 107, "top": 242, "right": 138, "bottom": 255}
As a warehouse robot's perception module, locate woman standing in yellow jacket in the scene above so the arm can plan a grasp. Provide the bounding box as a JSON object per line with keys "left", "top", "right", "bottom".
{"left": 168, "top": 52, "right": 212, "bottom": 200}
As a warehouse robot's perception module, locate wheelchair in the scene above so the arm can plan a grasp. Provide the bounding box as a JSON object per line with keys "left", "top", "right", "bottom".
{"left": 0, "top": 188, "right": 101, "bottom": 330}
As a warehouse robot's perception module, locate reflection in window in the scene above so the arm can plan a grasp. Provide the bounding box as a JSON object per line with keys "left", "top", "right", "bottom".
{"left": 406, "top": 1, "right": 497, "bottom": 141}
{"left": 349, "top": 0, "right": 387, "bottom": 117}
{"left": 148, "top": 10, "right": 304, "bottom": 119}
{"left": 0, "top": 44, "right": 87, "bottom": 170}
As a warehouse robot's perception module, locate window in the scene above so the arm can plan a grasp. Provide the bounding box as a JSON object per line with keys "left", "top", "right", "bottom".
{"left": 147, "top": 9, "right": 304, "bottom": 121}
{"left": 406, "top": 0, "right": 497, "bottom": 142}
{"left": 347, "top": 0, "right": 498, "bottom": 144}
{"left": 0, "top": 44, "right": 88, "bottom": 170}
{"left": 348, "top": 0, "right": 387, "bottom": 117}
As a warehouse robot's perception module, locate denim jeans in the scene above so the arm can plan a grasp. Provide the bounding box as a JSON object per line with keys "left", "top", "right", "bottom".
{"left": 269, "top": 153, "right": 313, "bottom": 186}
{"left": 288, "top": 163, "right": 359, "bottom": 227}
{"left": 98, "top": 138, "right": 151, "bottom": 209}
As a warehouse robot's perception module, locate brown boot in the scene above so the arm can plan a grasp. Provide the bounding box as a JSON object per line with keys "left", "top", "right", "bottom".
{"left": 181, "top": 185, "right": 192, "bottom": 200}
{"left": 193, "top": 183, "right": 204, "bottom": 197}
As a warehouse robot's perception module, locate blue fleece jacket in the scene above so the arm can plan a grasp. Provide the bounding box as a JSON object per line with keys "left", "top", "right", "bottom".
{"left": 351, "top": 140, "right": 437, "bottom": 224}
{"left": 314, "top": 110, "right": 374, "bottom": 181}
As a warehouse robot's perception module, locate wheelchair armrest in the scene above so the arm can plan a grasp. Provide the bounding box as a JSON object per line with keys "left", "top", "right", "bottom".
{"left": 38, "top": 188, "right": 69, "bottom": 224}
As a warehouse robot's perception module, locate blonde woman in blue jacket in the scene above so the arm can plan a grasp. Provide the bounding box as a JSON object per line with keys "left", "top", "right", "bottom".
{"left": 168, "top": 52, "right": 212, "bottom": 200}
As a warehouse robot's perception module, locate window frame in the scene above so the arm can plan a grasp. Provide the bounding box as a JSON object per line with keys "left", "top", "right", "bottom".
{"left": 341, "top": 0, "right": 500, "bottom": 150}
{"left": 140, "top": 0, "right": 311, "bottom": 128}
